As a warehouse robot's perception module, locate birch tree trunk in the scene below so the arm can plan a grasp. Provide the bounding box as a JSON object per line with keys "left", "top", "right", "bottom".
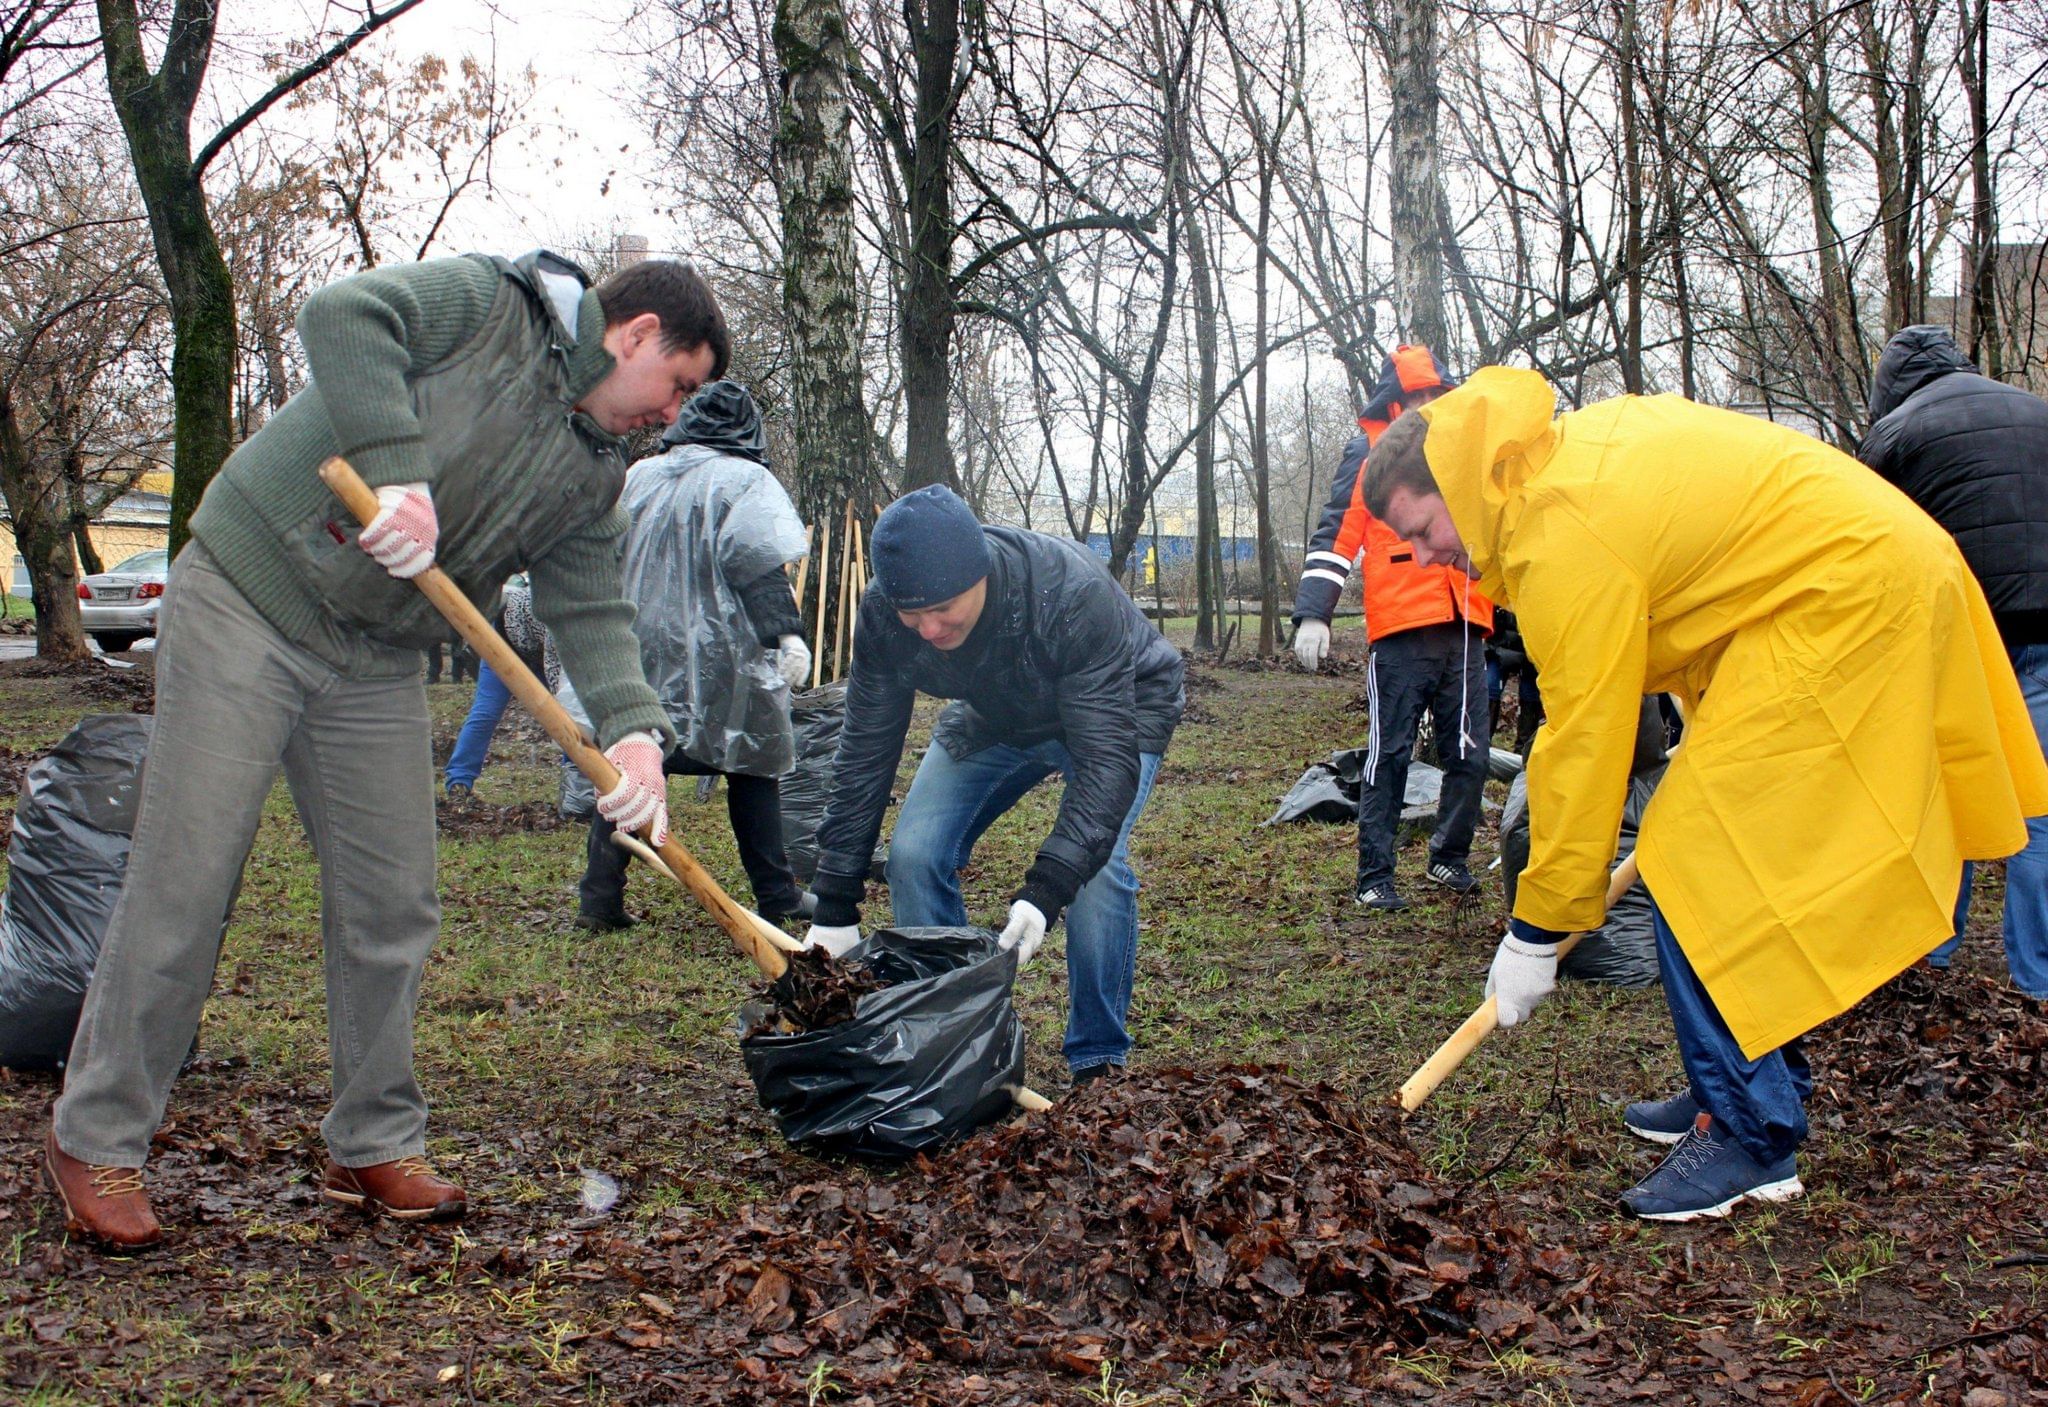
{"left": 774, "top": 0, "right": 884, "bottom": 527}
{"left": 1375, "top": 0, "right": 1447, "bottom": 351}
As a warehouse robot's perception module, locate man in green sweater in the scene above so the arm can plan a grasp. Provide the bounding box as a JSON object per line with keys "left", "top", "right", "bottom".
{"left": 45, "top": 251, "right": 727, "bottom": 1250}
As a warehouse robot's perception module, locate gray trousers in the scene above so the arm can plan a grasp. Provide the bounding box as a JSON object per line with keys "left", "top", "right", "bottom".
{"left": 55, "top": 547, "right": 440, "bottom": 1169}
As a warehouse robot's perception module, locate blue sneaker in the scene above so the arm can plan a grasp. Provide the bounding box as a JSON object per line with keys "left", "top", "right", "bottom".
{"left": 1623, "top": 1089, "right": 1702, "bottom": 1145}
{"left": 1620, "top": 1114, "right": 1803, "bottom": 1222}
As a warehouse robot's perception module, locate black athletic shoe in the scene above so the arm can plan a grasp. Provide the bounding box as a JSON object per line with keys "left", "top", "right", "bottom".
{"left": 1355, "top": 881, "right": 1410, "bottom": 912}
{"left": 444, "top": 782, "right": 473, "bottom": 802}
{"left": 573, "top": 908, "right": 638, "bottom": 933}
{"left": 1071, "top": 1062, "right": 1126, "bottom": 1086}
{"left": 1426, "top": 860, "right": 1480, "bottom": 894}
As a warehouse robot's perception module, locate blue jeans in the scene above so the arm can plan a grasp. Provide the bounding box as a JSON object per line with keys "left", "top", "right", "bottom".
{"left": 444, "top": 661, "right": 512, "bottom": 789}
{"left": 1928, "top": 641, "right": 2048, "bottom": 997}
{"left": 886, "top": 739, "right": 1163, "bottom": 1073}
{"left": 1651, "top": 890, "right": 1811, "bottom": 1166}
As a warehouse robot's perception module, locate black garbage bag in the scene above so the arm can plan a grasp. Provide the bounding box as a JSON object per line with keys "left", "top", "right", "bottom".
{"left": 0, "top": 714, "right": 151, "bottom": 1069}
{"left": 781, "top": 682, "right": 887, "bottom": 882}
{"left": 739, "top": 926, "right": 1026, "bottom": 1159}
{"left": 1264, "top": 760, "right": 1355, "bottom": 824}
{"left": 1266, "top": 751, "right": 1488, "bottom": 830}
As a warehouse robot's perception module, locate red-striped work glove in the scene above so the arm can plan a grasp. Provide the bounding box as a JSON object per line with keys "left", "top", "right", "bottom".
{"left": 356, "top": 482, "right": 437, "bottom": 579}
{"left": 597, "top": 731, "right": 669, "bottom": 846}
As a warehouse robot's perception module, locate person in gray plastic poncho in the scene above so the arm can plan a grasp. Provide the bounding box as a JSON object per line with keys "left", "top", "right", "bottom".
{"left": 575, "top": 381, "right": 818, "bottom": 930}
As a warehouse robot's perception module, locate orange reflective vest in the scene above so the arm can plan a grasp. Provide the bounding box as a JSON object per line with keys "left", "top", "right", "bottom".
{"left": 1295, "top": 418, "right": 1494, "bottom": 643}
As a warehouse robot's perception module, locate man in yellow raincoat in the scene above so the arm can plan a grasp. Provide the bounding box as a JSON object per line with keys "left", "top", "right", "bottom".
{"left": 1365, "top": 367, "right": 2048, "bottom": 1221}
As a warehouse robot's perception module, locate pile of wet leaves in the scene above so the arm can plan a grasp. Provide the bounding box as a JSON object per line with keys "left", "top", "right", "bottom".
{"left": 1809, "top": 964, "right": 2046, "bottom": 1131}
{"left": 0, "top": 742, "right": 40, "bottom": 800}
{"left": 433, "top": 794, "right": 575, "bottom": 838}
{"left": 749, "top": 947, "right": 887, "bottom": 1033}
{"left": 607, "top": 1065, "right": 1588, "bottom": 1400}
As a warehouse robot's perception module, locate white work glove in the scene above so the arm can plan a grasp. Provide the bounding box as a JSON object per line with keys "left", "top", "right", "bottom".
{"left": 775, "top": 634, "right": 812, "bottom": 689}
{"left": 596, "top": 731, "right": 669, "bottom": 846}
{"left": 998, "top": 900, "right": 1048, "bottom": 968}
{"left": 356, "top": 482, "right": 437, "bottom": 579}
{"left": 1485, "top": 932, "right": 1559, "bottom": 1027}
{"left": 1293, "top": 619, "right": 1331, "bottom": 671}
{"left": 801, "top": 923, "right": 863, "bottom": 958}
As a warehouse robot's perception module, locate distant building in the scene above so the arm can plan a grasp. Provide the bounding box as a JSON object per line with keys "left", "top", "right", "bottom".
{"left": 1934, "top": 242, "right": 2048, "bottom": 398}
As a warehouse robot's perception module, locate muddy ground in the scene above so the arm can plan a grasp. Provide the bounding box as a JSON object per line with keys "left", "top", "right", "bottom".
{"left": 0, "top": 644, "right": 2043, "bottom": 1404}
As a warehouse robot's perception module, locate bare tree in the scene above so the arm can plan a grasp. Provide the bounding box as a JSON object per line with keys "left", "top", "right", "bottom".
{"left": 0, "top": 135, "right": 168, "bottom": 659}
{"left": 1362, "top": 0, "right": 1447, "bottom": 351}
{"left": 94, "top": 0, "right": 425, "bottom": 554}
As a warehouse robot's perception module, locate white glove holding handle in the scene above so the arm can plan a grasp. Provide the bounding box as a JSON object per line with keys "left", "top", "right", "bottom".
{"left": 356, "top": 482, "right": 437, "bottom": 579}
{"left": 1485, "top": 932, "right": 1559, "bottom": 1027}
{"left": 596, "top": 731, "right": 670, "bottom": 847}
{"left": 1293, "top": 619, "right": 1331, "bottom": 671}
{"left": 776, "top": 634, "right": 812, "bottom": 689}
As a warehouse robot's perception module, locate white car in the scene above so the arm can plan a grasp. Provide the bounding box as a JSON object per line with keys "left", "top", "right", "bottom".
{"left": 77, "top": 548, "right": 170, "bottom": 652}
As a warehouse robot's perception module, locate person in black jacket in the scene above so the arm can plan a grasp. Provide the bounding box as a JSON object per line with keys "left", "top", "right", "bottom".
{"left": 1859, "top": 325, "right": 2048, "bottom": 998}
{"left": 801, "top": 485, "right": 1185, "bottom": 1082}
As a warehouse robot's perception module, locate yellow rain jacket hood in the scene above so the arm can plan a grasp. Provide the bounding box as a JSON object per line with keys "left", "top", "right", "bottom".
{"left": 1419, "top": 368, "right": 2048, "bottom": 1057}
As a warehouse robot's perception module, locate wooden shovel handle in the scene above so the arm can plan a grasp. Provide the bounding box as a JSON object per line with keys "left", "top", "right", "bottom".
{"left": 1395, "top": 850, "right": 1641, "bottom": 1112}
{"left": 318, "top": 456, "right": 789, "bottom": 979}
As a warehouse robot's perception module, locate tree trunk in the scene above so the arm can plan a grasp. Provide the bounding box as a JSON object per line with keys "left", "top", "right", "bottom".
{"left": 1616, "top": 0, "right": 1645, "bottom": 392}
{"left": 97, "top": 0, "right": 237, "bottom": 560}
{"left": 899, "top": 0, "right": 962, "bottom": 492}
{"left": 1378, "top": 0, "right": 1447, "bottom": 351}
{"left": 71, "top": 521, "right": 102, "bottom": 576}
{"left": 0, "top": 386, "right": 90, "bottom": 661}
{"left": 1251, "top": 156, "right": 1279, "bottom": 658}
{"left": 1960, "top": 0, "right": 2001, "bottom": 377}
{"left": 1191, "top": 216, "right": 1222, "bottom": 649}
{"left": 1856, "top": 1, "right": 1917, "bottom": 334}
{"left": 1790, "top": 1, "right": 1863, "bottom": 433}
{"left": 775, "top": 0, "right": 886, "bottom": 640}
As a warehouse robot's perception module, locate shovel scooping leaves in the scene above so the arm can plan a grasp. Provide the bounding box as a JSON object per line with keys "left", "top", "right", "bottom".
{"left": 319, "top": 456, "right": 796, "bottom": 983}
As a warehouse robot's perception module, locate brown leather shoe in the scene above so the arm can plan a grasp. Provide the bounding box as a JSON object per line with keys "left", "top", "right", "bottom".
{"left": 44, "top": 1130, "right": 162, "bottom": 1251}
{"left": 321, "top": 1156, "right": 466, "bottom": 1222}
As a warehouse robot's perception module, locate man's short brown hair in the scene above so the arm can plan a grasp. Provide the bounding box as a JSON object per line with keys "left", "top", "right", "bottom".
{"left": 595, "top": 260, "right": 731, "bottom": 379}
{"left": 1362, "top": 409, "right": 1439, "bottom": 520}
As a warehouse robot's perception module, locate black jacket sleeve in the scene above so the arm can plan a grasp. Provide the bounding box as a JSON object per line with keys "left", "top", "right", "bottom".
{"left": 808, "top": 590, "right": 915, "bottom": 925}
{"left": 734, "top": 566, "right": 803, "bottom": 646}
{"left": 1292, "top": 433, "right": 1372, "bottom": 625}
{"left": 1013, "top": 575, "right": 1144, "bottom": 924}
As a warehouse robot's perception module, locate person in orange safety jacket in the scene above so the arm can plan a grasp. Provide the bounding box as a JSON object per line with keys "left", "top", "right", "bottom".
{"left": 1291, "top": 345, "right": 1494, "bottom": 912}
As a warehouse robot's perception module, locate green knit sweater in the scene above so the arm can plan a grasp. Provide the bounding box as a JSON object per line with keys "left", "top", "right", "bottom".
{"left": 190, "top": 256, "right": 670, "bottom": 747}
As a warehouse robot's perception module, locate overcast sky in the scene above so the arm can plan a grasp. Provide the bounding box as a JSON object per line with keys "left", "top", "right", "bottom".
{"left": 290, "top": 0, "right": 678, "bottom": 260}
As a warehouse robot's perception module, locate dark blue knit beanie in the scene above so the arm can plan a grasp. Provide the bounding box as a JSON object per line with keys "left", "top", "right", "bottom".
{"left": 870, "top": 485, "right": 990, "bottom": 609}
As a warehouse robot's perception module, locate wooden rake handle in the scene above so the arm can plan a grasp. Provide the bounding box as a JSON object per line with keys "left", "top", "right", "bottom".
{"left": 1395, "top": 849, "right": 1641, "bottom": 1112}
{"left": 318, "top": 456, "right": 791, "bottom": 979}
